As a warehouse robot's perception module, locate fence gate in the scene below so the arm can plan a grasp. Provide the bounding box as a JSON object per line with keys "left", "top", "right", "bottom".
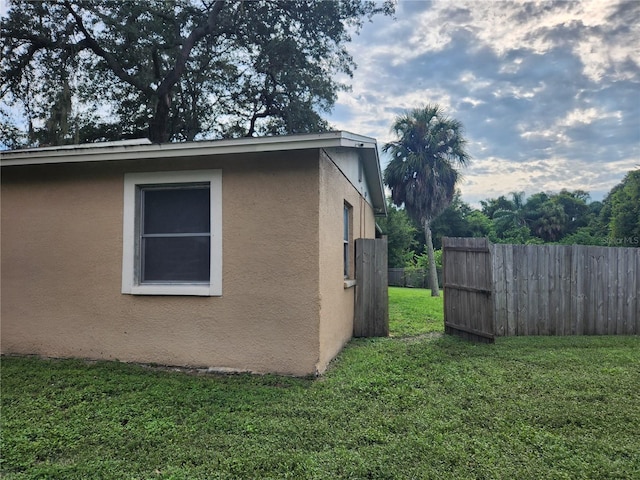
{"left": 442, "top": 237, "right": 494, "bottom": 343}
{"left": 354, "top": 238, "right": 389, "bottom": 337}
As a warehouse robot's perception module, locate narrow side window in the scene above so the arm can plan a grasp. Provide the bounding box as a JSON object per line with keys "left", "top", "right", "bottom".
{"left": 344, "top": 202, "right": 353, "bottom": 278}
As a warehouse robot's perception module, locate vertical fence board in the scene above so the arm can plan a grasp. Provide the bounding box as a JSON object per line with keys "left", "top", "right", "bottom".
{"left": 587, "top": 249, "right": 597, "bottom": 335}
{"left": 606, "top": 247, "right": 615, "bottom": 332}
{"left": 596, "top": 248, "right": 607, "bottom": 334}
{"left": 512, "top": 246, "right": 524, "bottom": 335}
{"left": 625, "top": 247, "right": 634, "bottom": 334}
{"left": 508, "top": 245, "right": 517, "bottom": 335}
{"left": 635, "top": 249, "right": 640, "bottom": 334}
{"left": 540, "top": 245, "right": 550, "bottom": 335}
{"left": 354, "top": 238, "right": 388, "bottom": 337}
{"left": 492, "top": 244, "right": 506, "bottom": 336}
{"left": 607, "top": 247, "right": 618, "bottom": 335}
{"left": 547, "top": 246, "right": 558, "bottom": 335}
{"left": 584, "top": 248, "right": 592, "bottom": 334}
{"left": 560, "top": 246, "right": 573, "bottom": 335}
{"left": 570, "top": 244, "right": 577, "bottom": 335}
{"left": 556, "top": 246, "right": 565, "bottom": 334}
{"left": 573, "top": 245, "right": 585, "bottom": 335}
{"left": 599, "top": 247, "right": 609, "bottom": 334}
{"left": 527, "top": 246, "right": 535, "bottom": 335}
{"left": 615, "top": 248, "right": 623, "bottom": 334}
{"left": 598, "top": 247, "right": 609, "bottom": 334}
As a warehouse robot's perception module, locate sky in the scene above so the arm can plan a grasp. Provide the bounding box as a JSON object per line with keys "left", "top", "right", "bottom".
{"left": 1, "top": 1, "right": 637, "bottom": 208}
{"left": 327, "top": 0, "right": 640, "bottom": 207}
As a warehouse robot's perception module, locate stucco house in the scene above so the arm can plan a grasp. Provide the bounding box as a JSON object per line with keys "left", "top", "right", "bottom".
{"left": 1, "top": 132, "right": 386, "bottom": 376}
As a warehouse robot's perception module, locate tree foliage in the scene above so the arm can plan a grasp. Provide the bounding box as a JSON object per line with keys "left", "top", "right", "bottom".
{"left": 606, "top": 169, "right": 640, "bottom": 246}
{"left": 431, "top": 175, "right": 638, "bottom": 251}
{"left": 377, "top": 200, "right": 417, "bottom": 268}
{"left": 385, "top": 170, "right": 638, "bottom": 279}
{"left": 429, "top": 192, "right": 492, "bottom": 249}
{"left": 491, "top": 191, "right": 529, "bottom": 239}
{"left": 383, "top": 105, "right": 470, "bottom": 227}
{"left": 1, "top": 0, "right": 393, "bottom": 146}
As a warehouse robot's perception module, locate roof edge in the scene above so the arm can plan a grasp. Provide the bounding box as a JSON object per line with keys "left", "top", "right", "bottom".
{"left": 0, "top": 131, "right": 377, "bottom": 166}
{"left": 0, "top": 131, "right": 386, "bottom": 216}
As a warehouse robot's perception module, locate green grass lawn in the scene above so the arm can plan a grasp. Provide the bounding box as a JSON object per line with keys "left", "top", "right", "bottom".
{"left": 388, "top": 286, "right": 444, "bottom": 336}
{"left": 2, "top": 288, "right": 639, "bottom": 479}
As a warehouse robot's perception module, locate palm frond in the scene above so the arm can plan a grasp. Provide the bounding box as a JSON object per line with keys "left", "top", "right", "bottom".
{"left": 383, "top": 104, "right": 470, "bottom": 224}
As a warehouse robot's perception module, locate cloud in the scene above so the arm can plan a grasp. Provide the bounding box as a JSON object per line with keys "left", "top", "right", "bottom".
{"left": 330, "top": 0, "right": 640, "bottom": 205}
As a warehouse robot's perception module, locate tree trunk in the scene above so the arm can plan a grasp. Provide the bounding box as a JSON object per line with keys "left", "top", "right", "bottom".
{"left": 148, "top": 0, "right": 226, "bottom": 143}
{"left": 149, "top": 92, "right": 171, "bottom": 143}
{"left": 423, "top": 219, "right": 440, "bottom": 297}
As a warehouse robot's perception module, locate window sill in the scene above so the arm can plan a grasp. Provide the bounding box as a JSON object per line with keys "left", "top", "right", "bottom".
{"left": 343, "top": 279, "right": 357, "bottom": 289}
{"left": 123, "top": 284, "right": 220, "bottom": 296}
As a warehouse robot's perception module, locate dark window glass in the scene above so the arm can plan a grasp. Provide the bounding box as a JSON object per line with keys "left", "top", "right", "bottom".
{"left": 139, "top": 185, "right": 211, "bottom": 283}
{"left": 344, "top": 204, "right": 350, "bottom": 277}
{"left": 142, "top": 237, "right": 210, "bottom": 282}
{"left": 143, "top": 187, "right": 210, "bottom": 234}
{"left": 344, "top": 205, "right": 349, "bottom": 242}
{"left": 344, "top": 243, "right": 349, "bottom": 278}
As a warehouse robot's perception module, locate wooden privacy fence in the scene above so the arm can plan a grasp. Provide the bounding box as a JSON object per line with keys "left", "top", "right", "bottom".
{"left": 443, "top": 238, "right": 640, "bottom": 341}
{"left": 492, "top": 243, "right": 640, "bottom": 336}
{"left": 354, "top": 238, "right": 389, "bottom": 337}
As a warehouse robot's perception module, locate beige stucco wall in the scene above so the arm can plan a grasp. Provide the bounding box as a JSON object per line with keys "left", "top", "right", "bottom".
{"left": 317, "top": 150, "right": 376, "bottom": 373}
{"left": 1, "top": 151, "right": 322, "bottom": 376}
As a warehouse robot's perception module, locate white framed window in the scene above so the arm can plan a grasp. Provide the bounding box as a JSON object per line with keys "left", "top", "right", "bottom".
{"left": 122, "top": 170, "right": 222, "bottom": 296}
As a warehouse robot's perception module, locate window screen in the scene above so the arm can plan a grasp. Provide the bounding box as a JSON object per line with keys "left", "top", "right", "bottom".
{"left": 344, "top": 204, "right": 350, "bottom": 278}
{"left": 140, "top": 184, "right": 211, "bottom": 283}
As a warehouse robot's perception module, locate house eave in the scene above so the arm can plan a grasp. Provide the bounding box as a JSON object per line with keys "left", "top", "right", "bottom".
{"left": 0, "top": 132, "right": 374, "bottom": 166}
{"left": 359, "top": 146, "right": 387, "bottom": 217}
{"left": 1, "top": 131, "right": 387, "bottom": 215}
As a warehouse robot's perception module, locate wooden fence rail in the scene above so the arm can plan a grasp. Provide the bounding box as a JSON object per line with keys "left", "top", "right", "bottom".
{"left": 443, "top": 238, "right": 640, "bottom": 340}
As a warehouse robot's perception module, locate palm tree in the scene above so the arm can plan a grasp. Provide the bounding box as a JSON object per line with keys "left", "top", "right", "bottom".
{"left": 492, "top": 191, "right": 528, "bottom": 237}
{"left": 533, "top": 202, "right": 568, "bottom": 242}
{"left": 383, "top": 104, "right": 470, "bottom": 296}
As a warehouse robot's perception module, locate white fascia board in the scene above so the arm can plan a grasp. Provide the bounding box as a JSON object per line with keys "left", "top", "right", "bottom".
{"left": 0, "top": 131, "right": 377, "bottom": 167}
